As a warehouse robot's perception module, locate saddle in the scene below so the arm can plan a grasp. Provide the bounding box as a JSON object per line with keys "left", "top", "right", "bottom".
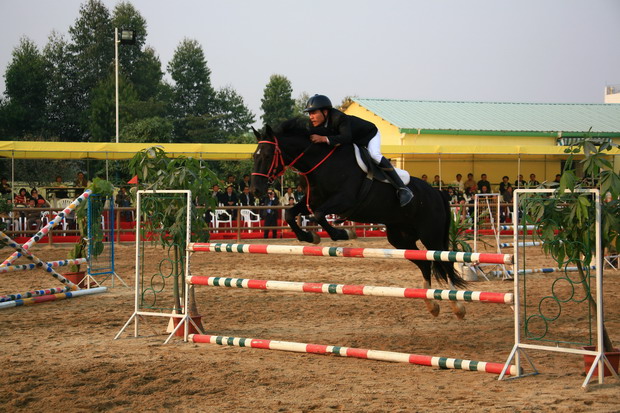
{"left": 353, "top": 144, "right": 411, "bottom": 185}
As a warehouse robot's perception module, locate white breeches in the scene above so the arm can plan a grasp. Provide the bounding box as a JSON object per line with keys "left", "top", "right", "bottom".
{"left": 367, "top": 131, "right": 383, "bottom": 164}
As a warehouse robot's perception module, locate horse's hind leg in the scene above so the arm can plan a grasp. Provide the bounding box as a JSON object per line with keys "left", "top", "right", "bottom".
{"left": 386, "top": 226, "right": 439, "bottom": 317}
{"left": 447, "top": 279, "right": 466, "bottom": 319}
{"left": 285, "top": 202, "right": 320, "bottom": 244}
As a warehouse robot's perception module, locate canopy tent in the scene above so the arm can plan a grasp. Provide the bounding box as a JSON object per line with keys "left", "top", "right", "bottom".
{"left": 1, "top": 141, "right": 617, "bottom": 161}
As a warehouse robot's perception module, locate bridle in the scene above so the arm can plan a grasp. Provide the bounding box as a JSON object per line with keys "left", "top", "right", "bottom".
{"left": 251, "top": 134, "right": 337, "bottom": 214}
{"left": 251, "top": 135, "right": 336, "bottom": 184}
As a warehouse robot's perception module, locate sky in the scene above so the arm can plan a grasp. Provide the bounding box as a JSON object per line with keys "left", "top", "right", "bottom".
{"left": 1, "top": 0, "right": 619, "bottom": 123}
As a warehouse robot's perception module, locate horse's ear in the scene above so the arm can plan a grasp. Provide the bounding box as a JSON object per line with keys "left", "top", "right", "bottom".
{"left": 251, "top": 126, "right": 261, "bottom": 141}
{"left": 265, "top": 125, "right": 275, "bottom": 140}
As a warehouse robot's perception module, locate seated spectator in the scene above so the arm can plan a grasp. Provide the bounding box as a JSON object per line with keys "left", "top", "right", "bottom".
{"left": 477, "top": 173, "right": 491, "bottom": 193}
{"left": 479, "top": 185, "right": 491, "bottom": 194}
{"left": 30, "top": 189, "right": 49, "bottom": 208}
{"left": 115, "top": 187, "right": 132, "bottom": 220}
{"left": 238, "top": 186, "right": 255, "bottom": 207}
{"left": 238, "top": 174, "right": 251, "bottom": 192}
{"left": 420, "top": 174, "right": 428, "bottom": 183}
{"left": 281, "top": 187, "right": 295, "bottom": 206}
{"left": 549, "top": 173, "right": 562, "bottom": 187}
{"left": 463, "top": 173, "right": 476, "bottom": 192}
{"left": 261, "top": 189, "right": 279, "bottom": 239}
{"left": 220, "top": 185, "right": 239, "bottom": 220}
{"left": 74, "top": 172, "right": 88, "bottom": 196}
{"left": 14, "top": 188, "right": 30, "bottom": 207}
{"left": 451, "top": 174, "right": 464, "bottom": 193}
{"left": 0, "top": 177, "right": 12, "bottom": 196}
{"left": 501, "top": 186, "right": 514, "bottom": 223}
{"left": 51, "top": 175, "right": 69, "bottom": 198}
{"left": 431, "top": 175, "right": 443, "bottom": 189}
{"left": 25, "top": 198, "right": 43, "bottom": 230}
{"left": 498, "top": 176, "right": 512, "bottom": 195}
{"left": 225, "top": 174, "right": 236, "bottom": 188}
{"left": 514, "top": 174, "right": 527, "bottom": 188}
{"left": 294, "top": 185, "right": 305, "bottom": 203}
{"left": 528, "top": 173, "right": 540, "bottom": 188}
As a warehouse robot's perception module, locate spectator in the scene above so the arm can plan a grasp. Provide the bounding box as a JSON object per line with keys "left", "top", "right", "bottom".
{"left": 498, "top": 176, "right": 512, "bottom": 195}
{"left": 463, "top": 173, "right": 477, "bottom": 193}
{"left": 477, "top": 174, "right": 491, "bottom": 193}
{"left": 420, "top": 174, "right": 428, "bottom": 183}
{"left": 225, "top": 174, "right": 236, "bottom": 189}
{"left": 528, "top": 173, "right": 540, "bottom": 188}
{"left": 294, "top": 185, "right": 305, "bottom": 203}
{"left": 451, "top": 173, "right": 464, "bottom": 193}
{"left": 550, "top": 173, "right": 562, "bottom": 187}
{"left": 514, "top": 174, "right": 527, "bottom": 189}
{"left": 238, "top": 174, "right": 251, "bottom": 192}
{"left": 0, "top": 177, "right": 12, "bottom": 196}
{"left": 479, "top": 184, "right": 491, "bottom": 194}
{"left": 220, "top": 185, "right": 239, "bottom": 220}
{"left": 211, "top": 184, "right": 223, "bottom": 203}
{"left": 116, "top": 187, "right": 132, "bottom": 221}
{"left": 281, "top": 187, "right": 295, "bottom": 205}
{"left": 261, "top": 189, "right": 279, "bottom": 239}
{"left": 51, "top": 175, "right": 68, "bottom": 198}
{"left": 431, "top": 175, "right": 443, "bottom": 189}
{"left": 24, "top": 198, "right": 43, "bottom": 231}
{"left": 238, "top": 186, "right": 255, "bottom": 207}
{"left": 30, "top": 189, "right": 49, "bottom": 208}
{"left": 14, "top": 188, "right": 29, "bottom": 206}
{"left": 74, "top": 172, "right": 88, "bottom": 196}
{"left": 501, "top": 186, "right": 514, "bottom": 223}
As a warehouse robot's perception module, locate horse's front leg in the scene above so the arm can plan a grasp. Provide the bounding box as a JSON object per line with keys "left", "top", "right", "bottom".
{"left": 285, "top": 202, "right": 320, "bottom": 244}
{"left": 313, "top": 205, "right": 357, "bottom": 242}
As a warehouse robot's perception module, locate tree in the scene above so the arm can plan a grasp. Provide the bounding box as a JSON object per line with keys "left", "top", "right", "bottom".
{"left": 294, "top": 91, "right": 310, "bottom": 116}
{"left": 68, "top": 0, "right": 113, "bottom": 138}
{"left": 210, "top": 86, "right": 255, "bottom": 142}
{"left": 89, "top": 73, "right": 138, "bottom": 141}
{"left": 168, "top": 39, "right": 215, "bottom": 118}
{"left": 2, "top": 37, "right": 48, "bottom": 137}
{"left": 260, "top": 74, "right": 295, "bottom": 126}
{"left": 121, "top": 117, "right": 173, "bottom": 143}
{"left": 42, "top": 31, "right": 82, "bottom": 140}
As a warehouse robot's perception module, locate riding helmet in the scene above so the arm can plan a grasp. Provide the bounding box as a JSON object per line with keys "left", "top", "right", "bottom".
{"left": 304, "top": 94, "right": 333, "bottom": 112}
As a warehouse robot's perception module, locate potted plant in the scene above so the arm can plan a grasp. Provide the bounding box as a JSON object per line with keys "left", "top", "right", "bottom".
{"left": 129, "top": 147, "right": 218, "bottom": 335}
{"left": 526, "top": 134, "right": 618, "bottom": 376}
{"left": 64, "top": 178, "right": 115, "bottom": 288}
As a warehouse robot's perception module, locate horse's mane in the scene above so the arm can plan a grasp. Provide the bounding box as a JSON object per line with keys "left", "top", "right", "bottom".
{"left": 272, "top": 116, "right": 310, "bottom": 138}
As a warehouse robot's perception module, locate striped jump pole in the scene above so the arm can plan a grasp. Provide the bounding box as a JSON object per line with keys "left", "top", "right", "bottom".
{"left": 189, "top": 243, "right": 514, "bottom": 265}
{"left": 190, "top": 334, "right": 519, "bottom": 376}
{"left": 188, "top": 276, "right": 514, "bottom": 305}
{"left": 0, "top": 286, "right": 107, "bottom": 310}
{"left": 498, "top": 225, "right": 536, "bottom": 231}
{"left": 0, "top": 286, "right": 71, "bottom": 303}
{"left": 498, "top": 241, "right": 542, "bottom": 248}
{"left": 0, "top": 258, "right": 87, "bottom": 275}
{"left": 488, "top": 266, "right": 595, "bottom": 277}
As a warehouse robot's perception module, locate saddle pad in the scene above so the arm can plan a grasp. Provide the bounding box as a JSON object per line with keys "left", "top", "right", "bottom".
{"left": 353, "top": 144, "right": 410, "bottom": 185}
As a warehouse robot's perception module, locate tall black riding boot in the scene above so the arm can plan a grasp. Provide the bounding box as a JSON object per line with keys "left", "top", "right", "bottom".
{"left": 377, "top": 157, "right": 414, "bottom": 207}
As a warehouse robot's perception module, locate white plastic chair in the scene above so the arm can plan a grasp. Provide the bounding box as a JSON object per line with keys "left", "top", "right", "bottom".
{"left": 55, "top": 198, "right": 73, "bottom": 234}
{"left": 240, "top": 209, "right": 260, "bottom": 232}
{"left": 215, "top": 209, "right": 232, "bottom": 230}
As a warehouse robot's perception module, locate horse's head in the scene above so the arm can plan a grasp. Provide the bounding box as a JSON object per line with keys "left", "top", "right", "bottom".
{"left": 250, "top": 125, "right": 282, "bottom": 198}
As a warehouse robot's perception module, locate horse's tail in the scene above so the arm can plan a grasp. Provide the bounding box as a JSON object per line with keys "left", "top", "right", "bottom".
{"left": 432, "top": 190, "right": 468, "bottom": 289}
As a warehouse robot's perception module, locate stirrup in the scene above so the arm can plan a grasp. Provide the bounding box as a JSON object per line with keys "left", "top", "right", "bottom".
{"left": 398, "top": 187, "right": 414, "bottom": 207}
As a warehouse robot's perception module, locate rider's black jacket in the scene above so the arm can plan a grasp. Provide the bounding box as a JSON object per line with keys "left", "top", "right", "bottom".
{"left": 310, "top": 108, "right": 378, "bottom": 147}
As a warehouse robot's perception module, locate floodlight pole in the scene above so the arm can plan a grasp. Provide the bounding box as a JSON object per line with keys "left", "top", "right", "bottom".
{"left": 114, "top": 27, "right": 120, "bottom": 144}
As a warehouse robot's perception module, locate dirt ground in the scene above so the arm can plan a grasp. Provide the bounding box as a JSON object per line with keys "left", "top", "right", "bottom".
{"left": 1, "top": 237, "right": 619, "bottom": 412}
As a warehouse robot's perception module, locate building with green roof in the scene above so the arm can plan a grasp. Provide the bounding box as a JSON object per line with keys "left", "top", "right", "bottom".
{"left": 344, "top": 99, "right": 620, "bottom": 189}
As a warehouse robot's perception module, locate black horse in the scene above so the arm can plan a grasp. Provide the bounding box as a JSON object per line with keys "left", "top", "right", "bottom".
{"left": 250, "top": 117, "right": 467, "bottom": 318}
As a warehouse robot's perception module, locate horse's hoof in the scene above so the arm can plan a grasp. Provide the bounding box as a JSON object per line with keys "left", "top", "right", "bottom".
{"left": 345, "top": 229, "right": 357, "bottom": 240}
{"left": 453, "top": 303, "right": 466, "bottom": 320}
{"left": 310, "top": 231, "right": 321, "bottom": 244}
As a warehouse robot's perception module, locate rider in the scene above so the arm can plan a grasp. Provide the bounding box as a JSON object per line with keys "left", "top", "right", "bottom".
{"left": 304, "top": 94, "right": 414, "bottom": 207}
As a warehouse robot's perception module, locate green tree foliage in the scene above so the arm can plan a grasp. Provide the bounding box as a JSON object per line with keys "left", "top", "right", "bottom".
{"left": 210, "top": 86, "right": 255, "bottom": 142}
{"left": 121, "top": 117, "right": 173, "bottom": 143}
{"left": 1, "top": 37, "right": 48, "bottom": 138}
{"left": 89, "top": 73, "right": 138, "bottom": 141}
{"left": 42, "top": 31, "right": 82, "bottom": 140}
{"left": 68, "top": 0, "right": 114, "bottom": 136}
{"left": 260, "top": 74, "right": 295, "bottom": 126}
